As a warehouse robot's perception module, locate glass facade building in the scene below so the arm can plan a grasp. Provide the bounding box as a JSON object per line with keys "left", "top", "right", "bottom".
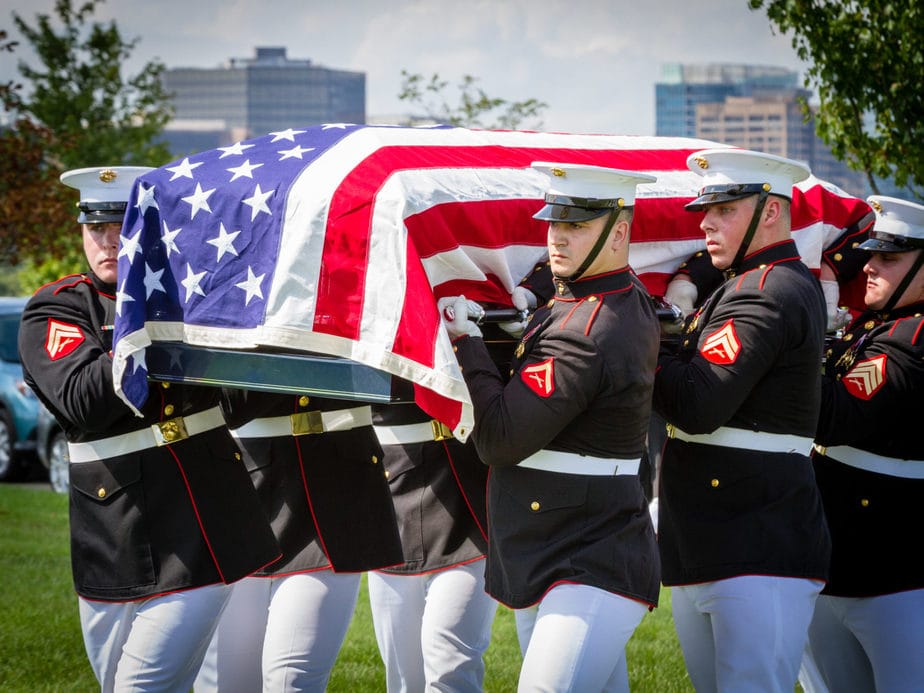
{"left": 656, "top": 63, "right": 865, "bottom": 196}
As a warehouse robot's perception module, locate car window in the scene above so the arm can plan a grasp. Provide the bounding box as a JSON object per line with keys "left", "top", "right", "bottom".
{"left": 0, "top": 313, "right": 22, "bottom": 363}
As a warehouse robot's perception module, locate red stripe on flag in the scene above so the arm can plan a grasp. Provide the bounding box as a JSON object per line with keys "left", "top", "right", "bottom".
{"left": 407, "top": 199, "right": 548, "bottom": 257}
{"left": 792, "top": 183, "right": 872, "bottom": 232}
{"left": 393, "top": 237, "right": 443, "bottom": 368}
{"left": 315, "top": 145, "right": 706, "bottom": 340}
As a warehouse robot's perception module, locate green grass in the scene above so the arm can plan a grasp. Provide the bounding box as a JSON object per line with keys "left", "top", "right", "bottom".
{"left": 0, "top": 484, "right": 693, "bottom": 692}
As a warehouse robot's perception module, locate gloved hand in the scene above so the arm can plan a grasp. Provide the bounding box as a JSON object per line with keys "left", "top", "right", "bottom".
{"left": 438, "top": 295, "right": 484, "bottom": 339}
{"left": 820, "top": 279, "right": 851, "bottom": 332}
{"left": 663, "top": 275, "right": 698, "bottom": 317}
{"left": 499, "top": 286, "right": 538, "bottom": 338}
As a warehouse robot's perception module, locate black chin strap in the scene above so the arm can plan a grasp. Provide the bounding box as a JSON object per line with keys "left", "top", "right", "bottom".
{"left": 881, "top": 249, "right": 924, "bottom": 314}
{"left": 725, "top": 189, "right": 770, "bottom": 278}
{"left": 562, "top": 209, "right": 620, "bottom": 282}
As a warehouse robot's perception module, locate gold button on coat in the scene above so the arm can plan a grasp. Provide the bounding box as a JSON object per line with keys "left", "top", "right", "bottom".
{"left": 298, "top": 395, "right": 310, "bottom": 407}
{"left": 163, "top": 404, "right": 174, "bottom": 416}
{"left": 371, "top": 455, "right": 378, "bottom": 464}
{"left": 710, "top": 478, "right": 720, "bottom": 488}
{"left": 97, "top": 488, "right": 107, "bottom": 498}
{"left": 860, "top": 498, "right": 870, "bottom": 507}
{"left": 530, "top": 501, "right": 540, "bottom": 511}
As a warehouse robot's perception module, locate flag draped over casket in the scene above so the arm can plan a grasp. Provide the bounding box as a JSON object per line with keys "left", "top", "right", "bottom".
{"left": 112, "top": 124, "right": 871, "bottom": 439}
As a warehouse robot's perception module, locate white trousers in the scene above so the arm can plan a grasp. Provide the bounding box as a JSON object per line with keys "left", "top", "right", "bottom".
{"left": 194, "top": 571, "right": 361, "bottom": 693}
{"left": 671, "top": 575, "right": 822, "bottom": 693}
{"left": 514, "top": 583, "right": 648, "bottom": 693}
{"left": 79, "top": 583, "right": 231, "bottom": 693}
{"left": 368, "top": 559, "right": 498, "bottom": 693}
{"left": 805, "top": 589, "right": 924, "bottom": 693}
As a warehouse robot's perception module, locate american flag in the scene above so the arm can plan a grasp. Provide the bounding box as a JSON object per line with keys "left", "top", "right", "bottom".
{"left": 112, "top": 124, "right": 871, "bottom": 437}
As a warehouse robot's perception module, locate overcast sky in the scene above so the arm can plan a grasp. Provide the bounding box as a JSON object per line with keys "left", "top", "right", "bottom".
{"left": 1, "top": 0, "right": 808, "bottom": 136}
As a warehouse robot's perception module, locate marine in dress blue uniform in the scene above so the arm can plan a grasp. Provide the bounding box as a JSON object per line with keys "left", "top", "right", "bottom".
{"left": 805, "top": 196, "right": 924, "bottom": 692}
{"left": 18, "top": 167, "right": 279, "bottom": 692}
{"left": 653, "top": 149, "right": 832, "bottom": 693}
{"left": 442, "top": 163, "right": 661, "bottom": 693}
{"left": 194, "top": 390, "right": 402, "bottom": 692}
{"left": 368, "top": 395, "right": 497, "bottom": 693}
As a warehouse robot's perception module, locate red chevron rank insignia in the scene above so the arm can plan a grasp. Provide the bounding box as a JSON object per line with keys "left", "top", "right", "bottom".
{"left": 700, "top": 319, "right": 741, "bottom": 365}
{"left": 521, "top": 357, "right": 555, "bottom": 397}
{"left": 45, "top": 319, "right": 85, "bottom": 361}
{"left": 843, "top": 354, "right": 887, "bottom": 400}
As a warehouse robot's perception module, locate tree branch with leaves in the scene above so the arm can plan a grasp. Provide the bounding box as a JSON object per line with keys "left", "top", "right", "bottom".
{"left": 1, "top": 0, "right": 175, "bottom": 290}
{"left": 398, "top": 70, "right": 547, "bottom": 130}
{"left": 751, "top": 0, "right": 924, "bottom": 198}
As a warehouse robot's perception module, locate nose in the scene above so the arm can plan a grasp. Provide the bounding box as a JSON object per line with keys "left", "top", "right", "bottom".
{"left": 548, "top": 223, "right": 568, "bottom": 245}
{"left": 699, "top": 210, "right": 716, "bottom": 233}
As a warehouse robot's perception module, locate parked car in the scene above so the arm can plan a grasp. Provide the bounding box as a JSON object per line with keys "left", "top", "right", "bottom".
{"left": 36, "top": 402, "right": 69, "bottom": 493}
{"left": 0, "top": 296, "right": 44, "bottom": 481}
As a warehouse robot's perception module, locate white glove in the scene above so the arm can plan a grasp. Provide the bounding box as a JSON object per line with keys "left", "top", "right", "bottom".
{"left": 820, "top": 279, "right": 851, "bottom": 332}
{"left": 663, "top": 276, "right": 698, "bottom": 317}
{"left": 499, "top": 286, "right": 538, "bottom": 338}
{"left": 438, "top": 295, "right": 484, "bottom": 339}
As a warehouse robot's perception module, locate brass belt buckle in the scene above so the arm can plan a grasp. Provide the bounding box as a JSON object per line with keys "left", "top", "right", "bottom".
{"left": 291, "top": 410, "right": 324, "bottom": 436}
{"left": 153, "top": 416, "right": 189, "bottom": 446}
{"left": 430, "top": 420, "right": 453, "bottom": 442}
{"left": 812, "top": 443, "right": 826, "bottom": 456}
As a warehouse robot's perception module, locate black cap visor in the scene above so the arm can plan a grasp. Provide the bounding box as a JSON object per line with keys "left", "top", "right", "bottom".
{"left": 78, "top": 201, "right": 128, "bottom": 225}
{"left": 859, "top": 231, "right": 924, "bottom": 253}
{"left": 532, "top": 194, "right": 621, "bottom": 222}
{"left": 684, "top": 183, "right": 773, "bottom": 212}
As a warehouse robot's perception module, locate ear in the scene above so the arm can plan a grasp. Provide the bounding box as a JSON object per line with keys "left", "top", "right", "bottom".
{"left": 762, "top": 196, "right": 783, "bottom": 225}
{"left": 610, "top": 218, "right": 630, "bottom": 249}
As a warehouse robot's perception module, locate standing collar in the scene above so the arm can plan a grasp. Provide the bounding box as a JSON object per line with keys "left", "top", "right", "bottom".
{"left": 870, "top": 300, "right": 924, "bottom": 323}
{"left": 726, "top": 239, "right": 801, "bottom": 278}
{"left": 552, "top": 266, "right": 633, "bottom": 299}
{"left": 87, "top": 271, "right": 116, "bottom": 295}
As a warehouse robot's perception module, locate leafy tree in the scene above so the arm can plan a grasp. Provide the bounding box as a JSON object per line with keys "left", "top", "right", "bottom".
{"left": 1, "top": 0, "right": 174, "bottom": 289}
{"left": 751, "top": 0, "right": 924, "bottom": 198}
{"left": 9, "top": 0, "right": 174, "bottom": 168}
{"left": 399, "top": 70, "right": 547, "bottom": 130}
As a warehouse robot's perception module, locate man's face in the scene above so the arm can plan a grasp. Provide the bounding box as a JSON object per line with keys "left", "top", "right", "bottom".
{"left": 698, "top": 196, "right": 757, "bottom": 270}
{"left": 863, "top": 249, "right": 924, "bottom": 311}
{"left": 82, "top": 222, "right": 122, "bottom": 284}
{"left": 547, "top": 215, "right": 610, "bottom": 278}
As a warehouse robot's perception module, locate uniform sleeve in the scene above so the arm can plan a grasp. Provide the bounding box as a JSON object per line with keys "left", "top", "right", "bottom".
{"left": 816, "top": 333, "right": 924, "bottom": 448}
{"left": 821, "top": 211, "right": 874, "bottom": 283}
{"left": 518, "top": 261, "right": 554, "bottom": 305}
{"left": 18, "top": 290, "right": 135, "bottom": 434}
{"left": 674, "top": 250, "right": 724, "bottom": 307}
{"left": 653, "top": 287, "right": 787, "bottom": 433}
{"left": 454, "top": 329, "right": 603, "bottom": 467}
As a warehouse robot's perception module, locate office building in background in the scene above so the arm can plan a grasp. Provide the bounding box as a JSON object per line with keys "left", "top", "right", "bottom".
{"left": 162, "top": 46, "right": 365, "bottom": 155}
{"left": 656, "top": 63, "right": 865, "bottom": 196}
